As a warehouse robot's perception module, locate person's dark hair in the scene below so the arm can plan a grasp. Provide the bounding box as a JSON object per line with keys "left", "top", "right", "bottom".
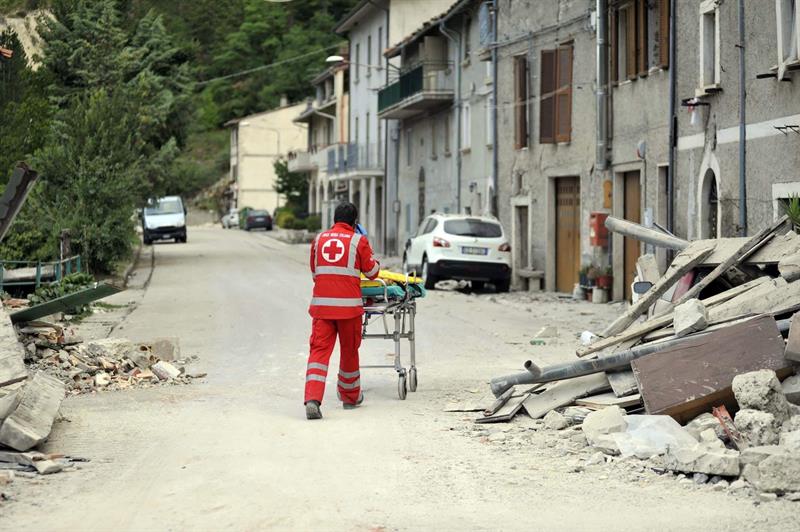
{"left": 334, "top": 202, "right": 358, "bottom": 227}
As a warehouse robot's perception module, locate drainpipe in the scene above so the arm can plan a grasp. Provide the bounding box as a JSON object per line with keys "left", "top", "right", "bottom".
{"left": 490, "top": 0, "right": 499, "bottom": 215}
{"left": 666, "top": 0, "right": 677, "bottom": 235}
{"left": 737, "top": 0, "right": 747, "bottom": 235}
{"left": 440, "top": 19, "right": 463, "bottom": 213}
{"left": 596, "top": 0, "right": 608, "bottom": 171}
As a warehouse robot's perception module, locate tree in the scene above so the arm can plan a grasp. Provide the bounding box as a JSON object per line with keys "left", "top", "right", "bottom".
{"left": 274, "top": 158, "right": 308, "bottom": 213}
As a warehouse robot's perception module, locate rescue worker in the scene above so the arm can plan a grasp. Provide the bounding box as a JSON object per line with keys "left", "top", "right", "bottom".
{"left": 304, "top": 202, "right": 380, "bottom": 420}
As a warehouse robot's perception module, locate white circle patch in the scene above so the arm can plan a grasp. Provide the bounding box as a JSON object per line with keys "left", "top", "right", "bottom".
{"left": 321, "top": 238, "right": 346, "bottom": 263}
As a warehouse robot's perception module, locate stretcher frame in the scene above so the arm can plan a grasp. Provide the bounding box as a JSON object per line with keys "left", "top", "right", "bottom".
{"left": 361, "top": 277, "right": 418, "bottom": 399}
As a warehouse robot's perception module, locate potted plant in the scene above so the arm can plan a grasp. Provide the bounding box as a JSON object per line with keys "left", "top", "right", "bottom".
{"left": 782, "top": 195, "right": 800, "bottom": 233}
{"left": 597, "top": 266, "right": 613, "bottom": 290}
{"left": 586, "top": 265, "right": 599, "bottom": 287}
{"left": 579, "top": 264, "right": 590, "bottom": 287}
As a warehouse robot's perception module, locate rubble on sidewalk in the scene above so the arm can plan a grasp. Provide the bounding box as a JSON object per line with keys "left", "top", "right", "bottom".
{"left": 459, "top": 215, "right": 800, "bottom": 500}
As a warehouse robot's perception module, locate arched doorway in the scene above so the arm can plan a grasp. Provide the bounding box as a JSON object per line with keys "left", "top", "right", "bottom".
{"left": 700, "top": 169, "right": 719, "bottom": 238}
{"left": 418, "top": 167, "right": 426, "bottom": 225}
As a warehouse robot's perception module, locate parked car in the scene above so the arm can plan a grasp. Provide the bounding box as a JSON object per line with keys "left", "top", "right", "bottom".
{"left": 142, "top": 196, "right": 187, "bottom": 245}
{"left": 244, "top": 209, "right": 273, "bottom": 231}
{"left": 403, "top": 214, "right": 511, "bottom": 292}
{"left": 221, "top": 208, "right": 239, "bottom": 229}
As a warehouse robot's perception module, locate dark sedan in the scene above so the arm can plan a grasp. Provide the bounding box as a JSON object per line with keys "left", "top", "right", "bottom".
{"left": 245, "top": 210, "right": 273, "bottom": 231}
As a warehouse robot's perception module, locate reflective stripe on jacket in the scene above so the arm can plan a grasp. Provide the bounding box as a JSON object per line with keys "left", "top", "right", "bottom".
{"left": 309, "top": 222, "right": 380, "bottom": 319}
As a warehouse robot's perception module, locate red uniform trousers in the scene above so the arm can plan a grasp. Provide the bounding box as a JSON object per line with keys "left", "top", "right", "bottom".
{"left": 304, "top": 316, "right": 362, "bottom": 405}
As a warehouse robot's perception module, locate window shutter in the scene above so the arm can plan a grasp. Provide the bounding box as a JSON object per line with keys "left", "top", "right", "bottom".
{"left": 610, "top": 8, "right": 618, "bottom": 84}
{"left": 625, "top": 5, "right": 637, "bottom": 80}
{"left": 555, "top": 45, "right": 573, "bottom": 143}
{"left": 514, "top": 56, "right": 528, "bottom": 149}
{"left": 637, "top": 0, "right": 648, "bottom": 76}
{"left": 539, "top": 49, "right": 556, "bottom": 144}
{"left": 658, "top": 0, "right": 670, "bottom": 68}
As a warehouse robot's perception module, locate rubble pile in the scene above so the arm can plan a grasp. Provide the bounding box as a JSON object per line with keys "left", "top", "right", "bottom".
{"left": 472, "top": 215, "right": 800, "bottom": 500}
{"left": 18, "top": 328, "right": 203, "bottom": 395}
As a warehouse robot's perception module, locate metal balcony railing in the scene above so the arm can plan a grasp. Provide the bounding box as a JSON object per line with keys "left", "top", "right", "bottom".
{"left": 325, "top": 143, "right": 384, "bottom": 176}
{"left": 377, "top": 61, "right": 453, "bottom": 114}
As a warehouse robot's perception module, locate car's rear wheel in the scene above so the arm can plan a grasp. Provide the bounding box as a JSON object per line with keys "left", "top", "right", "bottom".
{"left": 422, "top": 256, "right": 437, "bottom": 290}
{"left": 494, "top": 278, "right": 511, "bottom": 293}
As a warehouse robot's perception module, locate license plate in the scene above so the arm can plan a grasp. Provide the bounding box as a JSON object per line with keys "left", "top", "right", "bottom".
{"left": 461, "top": 246, "right": 488, "bottom": 256}
{"left": 255, "top": 217, "right": 265, "bottom": 222}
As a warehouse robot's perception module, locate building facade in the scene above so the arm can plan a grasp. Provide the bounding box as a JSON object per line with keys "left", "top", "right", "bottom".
{"left": 227, "top": 102, "right": 307, "bottom": 214}
{"left": 379, "top": 0, "right": 496, "bottom": 254}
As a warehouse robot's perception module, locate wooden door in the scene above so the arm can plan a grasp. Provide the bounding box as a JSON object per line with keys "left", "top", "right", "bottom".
{"left": 623, "top": 171, "right": 642, "bottom": 300}
{"left": 556, "top": 177, "right": 581, "bottom": 293}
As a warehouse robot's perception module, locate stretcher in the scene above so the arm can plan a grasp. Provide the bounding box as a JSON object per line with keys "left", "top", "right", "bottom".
{"left": 360, "top": 270, "right": 425, "bottom": 400}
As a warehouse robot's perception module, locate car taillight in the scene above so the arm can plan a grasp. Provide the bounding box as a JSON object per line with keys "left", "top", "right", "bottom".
{"left": 499, "top": 243, "right": 511, "bottom": 252}
{"left": 433, "top": 237, "right": 450, "bottom": 248}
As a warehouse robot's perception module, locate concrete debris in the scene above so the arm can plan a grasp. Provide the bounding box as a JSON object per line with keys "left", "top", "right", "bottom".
{"left": 734, "top": 409, "right": 781, "bottom": 446}
{"left": 0, "top": 450, "right": 77, "bottom": 476}
{"left": 740, "top": 445, "right": 791, "bottom": 467}
{"left": 672, "top": 299, "right": 708, "bottom": 338}
{"left": 752, "top": 453, "right": 800, "bottom": 493}
{"left": 777, "top": 252, "right": 800, "bottom": 282}
{"left": 782, "top": 415, "right": 800, "bottom": 433}
{"left": 581, "top": 406, "right": 627, "bottom": 454}
{"left": 781, "top": 375, "right": 800, "bottom": 405}
{"left": 779, "top": 430, "right": 800, "bottom": 451}
{"left": 543, "top": 410, "right": 570, "bottom": 430}
{"left": 151, "top": 361, "right": 182, "bottom": 381}
{"left": 0, "top": 372, "right": 65, "bottom": 451}
{"left": 684, "top": 412, "right": 727, "bottom": 442}
{"left": 82, "top": 338, "right": 134, "bottom": 361}
{"left": 612, "top": 415, "right": 698, "bottom": 459}
{"left": 533, "top": 326, "right": 558, "bottom": 339}
{"left": 732, "top": 369, "right": 792, "bottom": 424}
{"left": 663, "top": 441, "right": 741, "bottom": 476}
{"left": 149, "top": 337, "right": 180, "bottom": 362}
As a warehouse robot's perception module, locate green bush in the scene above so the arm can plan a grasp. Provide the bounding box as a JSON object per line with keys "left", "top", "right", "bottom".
{"left": 28, "top": 272, "right": 95, "bottom": 314}
{"left": 305, "top": 214, "right": 321, "bottom": 232}
{"left": 276, "top": 210, "right": 295, "bottom": 229}
{"left": 289, "top": 218, "right": 307, "bottom": 230}
{"left": 237, "top": 207, "right": 253, "bottom": 228}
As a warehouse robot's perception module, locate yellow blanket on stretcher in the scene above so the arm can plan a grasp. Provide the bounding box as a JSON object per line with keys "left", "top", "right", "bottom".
{"left": 360, "top": 269, "right": 423, "bottom": 287}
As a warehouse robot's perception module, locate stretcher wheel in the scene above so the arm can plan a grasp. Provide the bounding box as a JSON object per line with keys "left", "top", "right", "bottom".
{"left": 398, "top": 373, "right": 407, "bottom": 400}
{"left": 409, "top": 367, "right": 417, "bottom": 392}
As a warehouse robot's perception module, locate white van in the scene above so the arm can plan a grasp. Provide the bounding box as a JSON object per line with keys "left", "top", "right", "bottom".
{"left": 142, "top": 196, "right": 187, "bottom": 245}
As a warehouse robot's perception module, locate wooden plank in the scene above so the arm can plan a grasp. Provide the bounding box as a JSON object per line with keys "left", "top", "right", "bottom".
{"left": 474, "top": 393, "right": 528, "bottom": 424}
{"left": 602, "top": 241, "right": 715, "bottom": 337}
{"left": 700, "top": 230, "right": 800, "bottom": 266}
{"left": 578, "top": 275, "right": 768, "bottom": 358}
{"left": 632, "top": 315, "right": 789, "bottom": 424}
{"left": 575, "top": 392, "right": 642, "bottom": 409}
{"left": 709, "top": 277, "right": 800, "bottom": 322}
{"left": 674, "top": 215, "right": 788, "bottom": 305}
{"left": 521, "top": 373, "right": 610, "bottom": 419}
{"left": 607, "top": 370, "right": 639, "bottom": 397}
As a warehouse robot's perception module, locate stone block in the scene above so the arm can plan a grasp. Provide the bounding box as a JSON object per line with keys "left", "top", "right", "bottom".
{"left": 778, "top": 252, "right": 800, "bottom": 282}
{"left": 782, "top": 375, "right": 800, "bottom": 405}
{"left": 734, "top": 409, "right": 781, "bottom": 446}
{"left": 543, "top": 410, "right": 570, "bottom": 430}
{"left": 663, "top": 441, "right": 740, "bottom": 476}
{"left": 740, "top": 445, "right": 789, "bottom": 467}
{"left": 150, "top": 337, "right": 180, "bottom": 362}
{"left": 779, "top": 430, "right": 800, "bottom": 451}
{"left": 151, "top": 361, "right": 181, "bottom": 381}
{"left": 581, "top": 406, "right": 627, "bottom": 454}
{"left": 83, "top": 338, "right": 134, "bottom": 361}
{"left": 684, "top": 412, "right": 727, "bottom": 441}
{"left": 0, "top": 307, "right": 28, "bottom": 388}
{"left": 673, "top": 299, "right": 708, "bottom": 338}
{"left": 732, "top": 370, "right": 792, "bottom": 423}
{"left": 0, "top": 372, "right": 65, "bottom": 451}
{"left": 756, "top": 453, "right": 800, "bottom": 493}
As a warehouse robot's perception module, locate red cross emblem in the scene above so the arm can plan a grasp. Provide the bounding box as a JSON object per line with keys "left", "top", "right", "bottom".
{"left": 321, "top": 238, "right": 346, "bottom": 263}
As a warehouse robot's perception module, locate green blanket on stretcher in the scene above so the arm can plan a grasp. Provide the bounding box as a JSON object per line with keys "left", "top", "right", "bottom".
{"left": 360, "top": 283, "right": 426, "bottom": 300}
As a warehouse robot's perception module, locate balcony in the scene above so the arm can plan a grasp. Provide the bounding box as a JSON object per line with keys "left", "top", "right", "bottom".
{"left": 326, "top": 143, "right": 384, "bottom": 179}
{"left": 377, "top": 61, "right": 454, "bottom": 119}
{"left": 287, "top": 150, "right": 316, "bottom": 173}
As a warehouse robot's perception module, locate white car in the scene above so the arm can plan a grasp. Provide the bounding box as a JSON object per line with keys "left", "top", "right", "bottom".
{"left": 403, "top": 214, "right": 512, "bottom": 291}
{"left": 221, "top": 209, "right": 239, "bottom": 229}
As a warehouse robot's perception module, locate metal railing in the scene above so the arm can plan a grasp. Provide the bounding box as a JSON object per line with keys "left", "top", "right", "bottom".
{"left": 0, "top": 255, "right": 83, "bottom": 291}
{"left": 377, "top": 61, "right": 453, "bottom": 113}
{"left": 325, "top": 143, "right": 384, "bottom": 176}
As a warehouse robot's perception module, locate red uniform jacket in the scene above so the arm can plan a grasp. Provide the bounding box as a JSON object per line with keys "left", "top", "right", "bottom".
{"left": 309, "top": 222, "right": 380, "bottom": 319}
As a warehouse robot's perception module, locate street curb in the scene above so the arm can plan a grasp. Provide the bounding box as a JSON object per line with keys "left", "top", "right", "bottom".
{"left": 121, "top": 242, "right": 144, "bottom": 288}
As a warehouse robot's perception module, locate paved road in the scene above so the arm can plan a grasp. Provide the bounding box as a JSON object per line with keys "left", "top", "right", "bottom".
{"left": 2, "top": 227, "right": 796, "bottom": 531}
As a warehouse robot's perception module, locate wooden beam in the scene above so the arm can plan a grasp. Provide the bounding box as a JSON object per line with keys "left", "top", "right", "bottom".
{"left": 577, "top": 276, "right": 769, "bottom": 357}
{"left": 521, "top": 373, "right": 610, "bottom": 419}
{"left": 604, "top": 216, "right": 689, "bottom": 250}
{"left": 673, "top": 215, "right": 788, "bottom": 305}
{"left": 601, "top": 241, "right": 715, "bottom": 337}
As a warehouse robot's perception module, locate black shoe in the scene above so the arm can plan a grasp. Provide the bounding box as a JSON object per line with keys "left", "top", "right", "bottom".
{"left": 305, "top": 400, "right": 322, "bottom": 420}
{"left": 343, "top": 393, "right": 364, "bottom": 410}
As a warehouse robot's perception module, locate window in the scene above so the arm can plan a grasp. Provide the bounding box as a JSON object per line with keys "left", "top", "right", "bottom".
{"left": 406, "top": 128, "right": 412, "bottom": 166}
{"left": 461, "top": 102, "right": 471, "bottom": 150}
{"left": 444, "top": 113, "right": 451, "bottom": 155}
{"left": 366, "top": 112, "right": 370, "bottom": 165}
{"left": 422, "top": 218, "right": 437, "bottom": 234}
{"left": 610, "top": 0, "right": 669, "bottom": 83}
{"left": 354, "top": 116, "right": 359, "bottom": 145}
{"left": 355, "top": 42, "right": 361, "bottom": 82}
{"left": 513, "top": 54, "right": 529, "bottom": 149}
{"left": 540, "top": 44, "right": 573, "bottom": 144}
{"left": 777, "top": 0, "right": 800, "bottom": 78}
{"left": 463, "top": 15, "right": 472, "bottom": 61}
{"left": 486, "top": 97, "right": 493, "bottom": 147}
{"left": 431, "top": 122, "right": 437, "bottom": 158}
{"left": 699, "top": 0, "right": 720, "bottom": 91}
{"left": 377, "top": 26, "right": 383, "bottom": 70}
{"left": 367, "top": 34, "right": 372, "bottom": 77}
{"left": 443, "top": 219, "right": 502, "bottom": 238}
